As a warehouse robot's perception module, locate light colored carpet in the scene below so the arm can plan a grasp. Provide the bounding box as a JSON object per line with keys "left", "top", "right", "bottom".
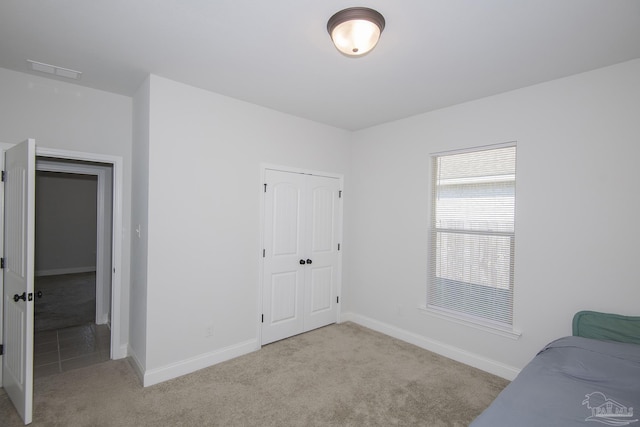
{"left": 0, "top": 322, "right": 508, "bottom": 426}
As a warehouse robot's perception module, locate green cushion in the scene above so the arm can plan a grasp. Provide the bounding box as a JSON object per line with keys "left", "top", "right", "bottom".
{"left": 573, "top": 311, "right": 640, "bottom": 345}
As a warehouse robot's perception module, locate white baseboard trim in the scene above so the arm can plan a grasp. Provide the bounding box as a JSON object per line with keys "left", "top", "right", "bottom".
{"left": 127, "top": 347, "right": 145, "bottom": 385}
{"left": 341, "top": 312, "right": 520, "bottom": 381}
{"left": 142, "top": 339, "right": 258, "bottom": 387}
{"left": 35, "top": 266, "right": 96, "bottom": 277}
{"left": 113, "top": 344, "right": 128, "bottom": 360}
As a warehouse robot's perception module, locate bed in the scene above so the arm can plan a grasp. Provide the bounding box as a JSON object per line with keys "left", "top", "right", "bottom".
{"left": 470, "top": 311, "right": 640, "bottom": 427}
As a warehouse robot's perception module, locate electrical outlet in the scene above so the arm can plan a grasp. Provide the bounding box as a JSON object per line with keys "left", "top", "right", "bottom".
{"left": 205, "top": 325, "right": 214, "bottom": 338}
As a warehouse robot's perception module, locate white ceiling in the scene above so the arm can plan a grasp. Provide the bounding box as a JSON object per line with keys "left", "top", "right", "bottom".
{"left": 1, "top": 0, "right": 639, "bottom": 131}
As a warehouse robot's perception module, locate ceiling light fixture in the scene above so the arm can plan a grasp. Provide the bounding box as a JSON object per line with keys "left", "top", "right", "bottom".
{"left": 327, "top": 7, "right": 385, "bottom": 57}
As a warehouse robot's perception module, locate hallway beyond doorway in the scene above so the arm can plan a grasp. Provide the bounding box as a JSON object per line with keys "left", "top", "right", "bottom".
{"left": 34, "top": 323, "right": 110, "bottom": 378}
{"left": 33, "top": 272, "right": 111, "bottom": 378}
{"left": 35, "top": 272, "right": 98, "bottom": 332}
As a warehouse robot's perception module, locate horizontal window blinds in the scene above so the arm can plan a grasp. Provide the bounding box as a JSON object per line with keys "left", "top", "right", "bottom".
{"left": 428, "top": 145, "right": 516, "bottom": 327}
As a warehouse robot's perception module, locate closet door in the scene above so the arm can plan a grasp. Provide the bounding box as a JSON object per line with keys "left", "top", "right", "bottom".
{"left": 262, "top": 170, "right": 341, "bottom": 345}
{"left": 303, "top": 175, "right": 340, "bottom": 331}
{"left": 262, "top": 170, "right": 306, "bottom": 345}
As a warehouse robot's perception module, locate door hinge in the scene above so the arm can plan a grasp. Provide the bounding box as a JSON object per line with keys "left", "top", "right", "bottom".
{"left": 0, "top": 257, "right": 4, "bottom": 269}
{"left": 1, "top": 171, "right": 5, "bottom": 182}
{"left": 264, "top": 183, "right": 267, "bottom": 193}
{"left": 339, "top": 190, "right": 342, "bottom": 198}
{"left": 263, "top": 249, "right": 266, "bottom": 258}
{"left": 261, "top": 314, "right": 264, "bottom": 323}
{"left": 337, "top": 296, "right": 339, "bottom": 304}
{"left": 0, "top": 344, "right": 3, "bottom": 355}
{"left": 338, "top": 243, "right": 341, "bottom": 251}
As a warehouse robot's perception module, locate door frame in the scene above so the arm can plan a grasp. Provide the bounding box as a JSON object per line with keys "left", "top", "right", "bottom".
{"left": 35, "top": 159, "right": 112, "bottom": 326}
{"left": 257, "top": 164, "right": 344, "bottom": 347}
{"left": 35, "top": 147, "right": 124, "bottom": 360}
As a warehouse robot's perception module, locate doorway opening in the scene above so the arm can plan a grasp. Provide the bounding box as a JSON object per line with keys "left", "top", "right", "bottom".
{"left": 33, "top": 158, "right": 114, "bottom": 378}
{"left": 1, "top": 141, "right": 125, "bottom": 423}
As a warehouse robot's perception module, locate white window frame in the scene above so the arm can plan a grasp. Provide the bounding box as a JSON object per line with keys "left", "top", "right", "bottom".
{"left": 422, "top": 142, "right": 521, "bottom": 339}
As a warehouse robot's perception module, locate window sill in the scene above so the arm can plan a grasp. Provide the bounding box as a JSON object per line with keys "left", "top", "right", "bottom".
{"left": 418, "top": 305, "right": 522, "bottom": 340}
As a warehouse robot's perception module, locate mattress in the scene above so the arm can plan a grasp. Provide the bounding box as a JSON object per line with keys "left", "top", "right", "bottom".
{"left": 470, "top": 336, "right": 640, "bottom": 426}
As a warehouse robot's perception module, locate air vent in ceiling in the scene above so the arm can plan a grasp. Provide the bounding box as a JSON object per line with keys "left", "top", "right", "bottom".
{"left": 27, "top": 60, "right": 82, "bottom": 80}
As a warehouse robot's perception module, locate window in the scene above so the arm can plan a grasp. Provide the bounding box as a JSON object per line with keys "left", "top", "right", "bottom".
{"left": 428, "top": 144, "right": 516, "bottom": 329}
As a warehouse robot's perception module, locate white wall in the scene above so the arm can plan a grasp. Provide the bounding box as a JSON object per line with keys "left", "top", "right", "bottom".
{"left": 134, "top": 75, "right": 351, "bottom": 385}
{"left": 129, "top": 76, "right": 151, "bottom": 374}
{"left": 344, "top": 59, "right": 640, "bottom": 378}
{"left": 35, "top": 172, "right": 97, "bottom": 275}
{"left": 0, "top": 67, "right": 133, "bottom": 352}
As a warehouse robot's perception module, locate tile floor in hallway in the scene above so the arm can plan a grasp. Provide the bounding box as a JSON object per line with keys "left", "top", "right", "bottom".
{"left": 34, "top": 323, "right": 110, "bottom": 379}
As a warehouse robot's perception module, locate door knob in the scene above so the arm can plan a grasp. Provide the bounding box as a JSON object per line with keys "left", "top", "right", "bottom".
{"left": 299, "top": 259, "right": 306, "bottom": 265}
{"left": 13, "top": 292, "right": 26, "bottom": 302}
{"left": 306, "top": 259, "right": 312, "bottom": 264}
{"left": 37, "top": 290, "right": 43, "bottom": 298}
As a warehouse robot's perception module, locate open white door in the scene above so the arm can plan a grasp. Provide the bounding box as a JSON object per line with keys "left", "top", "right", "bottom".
{"left": 2, "top": 139, "right": 36, "bottom": 425}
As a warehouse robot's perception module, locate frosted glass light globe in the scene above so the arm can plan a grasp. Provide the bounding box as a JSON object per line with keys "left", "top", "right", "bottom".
{"left": 327, "top": 8, "right": 385, "bottom": 57}
{"left": 331, "top": 19, "right": 381, "bottom": 56}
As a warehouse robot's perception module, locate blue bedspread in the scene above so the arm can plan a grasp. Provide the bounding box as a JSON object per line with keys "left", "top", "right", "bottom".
{"left": 471, "top": 336, "right": 640, "bottom": 426}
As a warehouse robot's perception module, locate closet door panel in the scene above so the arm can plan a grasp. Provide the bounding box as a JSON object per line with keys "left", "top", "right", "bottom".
{"left": 303, "top": 175, "right": 340, "bottom": 331}
{"left": 262, "top": 170, "right": 306, "bottom": 345}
